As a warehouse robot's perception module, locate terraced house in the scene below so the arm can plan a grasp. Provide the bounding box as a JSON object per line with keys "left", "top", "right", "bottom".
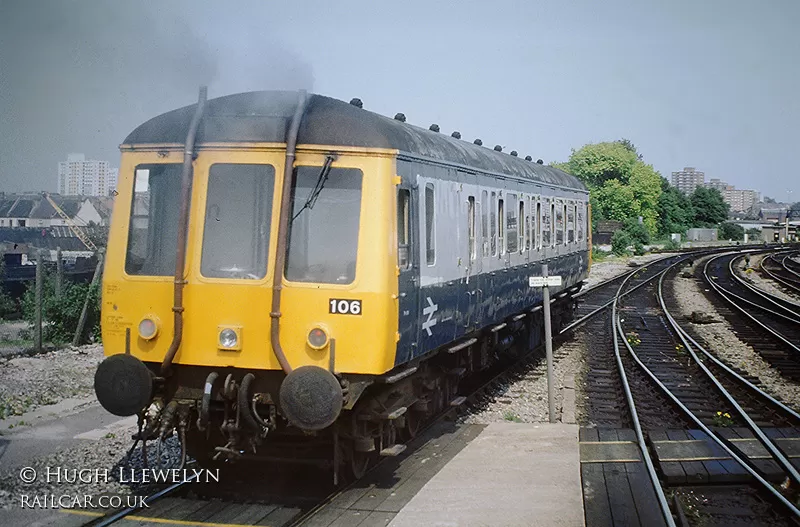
{"left": 0, "top": 193, "right": 113, "bottom": 228}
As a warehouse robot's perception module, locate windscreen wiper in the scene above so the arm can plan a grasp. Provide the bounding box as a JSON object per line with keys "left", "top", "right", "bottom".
{"left": 291, "top": 155, "right": 335, "bottom": 222}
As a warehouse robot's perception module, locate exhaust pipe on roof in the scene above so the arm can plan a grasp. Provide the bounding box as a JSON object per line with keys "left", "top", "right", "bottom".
{"left": 270, "top": 90, "right": 309, "bottom": 375}
{"left": 161, "top": 86, "right": 207, "bottom": 376}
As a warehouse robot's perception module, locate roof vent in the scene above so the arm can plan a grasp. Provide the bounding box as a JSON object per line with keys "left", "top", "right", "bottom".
{"left": 510, "top": 151, "right": 518, "bottom": 157}
{"left": 451, "top": 131, "right": 461, "bottom": 139}
{"left": 349, "top": 98, "right": 363, "bottom": 108}
{"left": 429, "top": 124, "right": 440, "bottom": 132}
{"left": 394, "top": 113, "right": 406, "bottom": 122}
{"left": 536, "top": 159, "right": 544, "bottom": 164}
{"left": 474, "top": 139, "right": 483, "bottom": 146}
{"left": 494, "top": 145, "right": 502, "bottom": 152}
{"left": 525, "top": 155, "right": 533, "bottom": 161}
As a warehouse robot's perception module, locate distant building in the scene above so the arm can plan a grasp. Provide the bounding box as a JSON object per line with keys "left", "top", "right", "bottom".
{"left": 701, "top": 178, "right": 759, "bottom": 213}
{"left": 58, "top": 153, "right": 118, "bottom": 196}
{"left": 0, "top": 193, "right": 112, "bottom": 229}
{"left": 761, "top": 208, "right": 788, "bottom": 222}
{"left": 686, "top": 228, "right": 718, "bottom": 242}
{"left": 722, "top": 189, "right": 758, "bottom": 213}
{"left": 671, "top": 167, "right": 705, "bottom": 195}
{"left": 706, "top": 178, "right": 730, "bottom": 192}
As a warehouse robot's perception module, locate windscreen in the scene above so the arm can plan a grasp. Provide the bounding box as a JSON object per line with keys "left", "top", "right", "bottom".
{"left": 201, "top": 163, "right": 274, "bottom": 279}
{"left": 285, "top": 166, "right": 363, "bottom": 284}
{"left": 125, "top": 164, "right": 183, "bottom": 276}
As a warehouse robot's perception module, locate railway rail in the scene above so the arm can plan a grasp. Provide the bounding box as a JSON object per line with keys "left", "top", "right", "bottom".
{"left": 759, "top": 251, "right": 800, "bottom": 296}
{"left": 701, "top": 251, "right": 800, "bottom": 380}
{"left": 79, "top": 247, "right": 792, "bottom": 527}
{"left": 79, "top": 254, "right": 677, "bottom": 527}
{"left": 724, "top": 251, "right": 800, "bottom": 317}
{"left": 614, "top": 251, "right": 800, "bottom": 526}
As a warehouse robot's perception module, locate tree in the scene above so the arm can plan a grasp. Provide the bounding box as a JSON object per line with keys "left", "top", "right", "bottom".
{"left": 616, "top": 138, "right": 643, "bottom": 160}
{"left": 560, "top": 142, "right": 640, "bottom": 188}
{"left": 763, "top": 196, "right": 777, "bottom": 204}
{"left": 657, "top": 179, "right": 694, "bottom": 235}
{"left": 719, "top": 222, "right": 744, "bottom": 241}
{"left": 690, "top": 187, "right": 729, "bottom": 226}
{"left": 594, "top": 179, "right": 639, "bottom": 222}
{"left": 0, "top": 256, "right": 14, "bottom": 318}
{"left": 611, "top": 231, "right": 633, "bottom": 256}
{"left": 559, "top": 140, "right": 662, "bottom": 237}
{"left": 627, "top": 162, "right": 662, "bottom": 234}
{"left": 623, "top": 217, "right": 650, "bottom": 245}
{"left": 790, "top": 202, "right": 800, "bottom": 219}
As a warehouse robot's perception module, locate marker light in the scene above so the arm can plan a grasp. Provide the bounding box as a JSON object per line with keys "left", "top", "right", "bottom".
{"left": 138, "top": 317, "right": 158, "bottom": 340}
{"left": 218, "top": 328, "right": 239, "bottom": 350}
{"left": 307, "top": 327, "right": 329, "bottom": 349}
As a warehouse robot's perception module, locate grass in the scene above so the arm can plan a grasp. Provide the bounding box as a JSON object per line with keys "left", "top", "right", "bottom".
{"left": 502, "top": 410, "right": 523, "bottom": 423}
{"left": 0, "top": 338, "right": 33, "bottom": 348}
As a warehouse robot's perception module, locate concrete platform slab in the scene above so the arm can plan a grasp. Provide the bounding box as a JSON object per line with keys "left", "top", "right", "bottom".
{"left": 388, "top": 422, "right": 583, "bottom": 527}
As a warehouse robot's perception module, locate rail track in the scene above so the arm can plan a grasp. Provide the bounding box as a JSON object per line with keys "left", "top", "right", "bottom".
{"left": 80, "top": 254, "right": 681, "bottom": 527}
{"left": 701, "top": 251, "right": 800, "bottom": 380}
{"left": 79, "top": 247, "right": 786, "bottom": 527}
{"left": 724, "top": 251, "right": 800, "bottom": 317}
{"left": 614, "top": 251, "right": 800, "bottom": 526}
{"left": 759, "top": 250, "right": 800, "bottom": 296}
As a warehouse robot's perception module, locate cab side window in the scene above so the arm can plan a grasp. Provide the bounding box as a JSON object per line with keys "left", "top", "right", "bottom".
{"left": 398, "top": 189, "right": 410, "bottom": 269}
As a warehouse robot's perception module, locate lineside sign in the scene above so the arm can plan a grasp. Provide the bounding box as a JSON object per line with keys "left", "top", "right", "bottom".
{"left": 529, "top": 276, "right": 562, "bottom": 287}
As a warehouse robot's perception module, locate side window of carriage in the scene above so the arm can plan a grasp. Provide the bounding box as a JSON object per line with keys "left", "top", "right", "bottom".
{"left": 425, "top": 183, "right": 436, "bottom": 266}
{"left": 398, "top": 189, "right": 411, "bottom": 270}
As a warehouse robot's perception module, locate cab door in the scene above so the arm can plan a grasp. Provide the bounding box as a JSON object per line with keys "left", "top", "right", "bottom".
{"left": 395, "top": 178, "right": 419, "bottom": 364}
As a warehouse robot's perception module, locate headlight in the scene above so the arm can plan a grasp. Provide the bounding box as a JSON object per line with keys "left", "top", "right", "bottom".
{"left": 307, "top": 327, "right": 329, "bottom": 349}
{"left": 138, "top": 317, "right": 159, "bottom": 340}
{"left": 218, "top": 328, "right": 240, "bottom": 350}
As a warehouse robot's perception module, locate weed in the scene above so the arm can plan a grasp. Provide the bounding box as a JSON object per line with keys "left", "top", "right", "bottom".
{"left": 502, "top": 410, "right": 522, "bottom": 423}
{"left": 712, "top": 411, "right": 734, "bottom": 427}
{"left": 626, "top": 331, "right": 641, "bottom": 346}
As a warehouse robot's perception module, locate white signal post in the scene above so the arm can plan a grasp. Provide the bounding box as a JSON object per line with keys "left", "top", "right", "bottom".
{"left": 529, "top": 264, "right": 562, "bottom": 423}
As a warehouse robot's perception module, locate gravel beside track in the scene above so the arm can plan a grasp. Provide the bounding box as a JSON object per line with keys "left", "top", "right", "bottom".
{"left": 0, "top": 343, "right": 104, "bottom": 422}
{"left": 0, "top": 430, "right": 140, "bottom": 509}
{"left": 748, "top": 254, "right": 800, "bottom": 304}
{"left": 670, "top": 257, "right": 800, "bottom": 409}
{"left": 463, "top": 252, "right": 683, "bottom": 426}
{"left": 462, "top": 337, "right": 581, "bottom": 424}
{"left": 583, "top": 253, "right": 668, "bottom": 289}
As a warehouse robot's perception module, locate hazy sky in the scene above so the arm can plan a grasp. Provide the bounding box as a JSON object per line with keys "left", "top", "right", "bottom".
{"left": 1, "top": 0, "right": 798, "bottom": 202}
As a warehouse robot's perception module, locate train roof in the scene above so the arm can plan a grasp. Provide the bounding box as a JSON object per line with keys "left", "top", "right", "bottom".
{"left": 124, "top": 91, "right": 586, "bottom": 192}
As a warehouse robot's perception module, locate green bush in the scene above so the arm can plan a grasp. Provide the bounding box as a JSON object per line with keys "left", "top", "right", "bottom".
{"left": 663, "top": 238, "right": 682, "bottom": 251}
{"left": 719, "top": 222, "right": 744, "bottom": 241}
{"left": 0, "top": 290, "right": 15, "bottom": 319}
{"left": 0, "top": 258, "right": 15, "bottom": 319}
{"left": 745, "top": 228, "right": 761, "bottom": 242}
{"left": 623, "top": 217, "right": 651, "bottom": 245}
{"left": 21, "top": 267, "right": 101, "bottom": 346}
{"left": 612, "top": 231, "right": 633, "bottom": 256}
{"left": 591, "top": 247, "right": 611, "bottom": 262}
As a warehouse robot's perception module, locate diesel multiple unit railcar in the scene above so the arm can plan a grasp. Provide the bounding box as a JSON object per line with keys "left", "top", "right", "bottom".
{"left": 94, "top": 89, "right": 590, "bottom": 480}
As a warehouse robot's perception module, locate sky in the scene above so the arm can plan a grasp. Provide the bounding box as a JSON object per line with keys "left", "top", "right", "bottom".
{"left": 1, "top": 0, "right": 798, "bottom": 202}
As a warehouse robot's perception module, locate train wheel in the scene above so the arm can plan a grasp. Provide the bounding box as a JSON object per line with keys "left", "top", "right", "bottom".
{"left": 400, "top": 409, "right": 422, "bottom": 441}
{"left": 349, "top": 449, "right": 372, "bottom": 480}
